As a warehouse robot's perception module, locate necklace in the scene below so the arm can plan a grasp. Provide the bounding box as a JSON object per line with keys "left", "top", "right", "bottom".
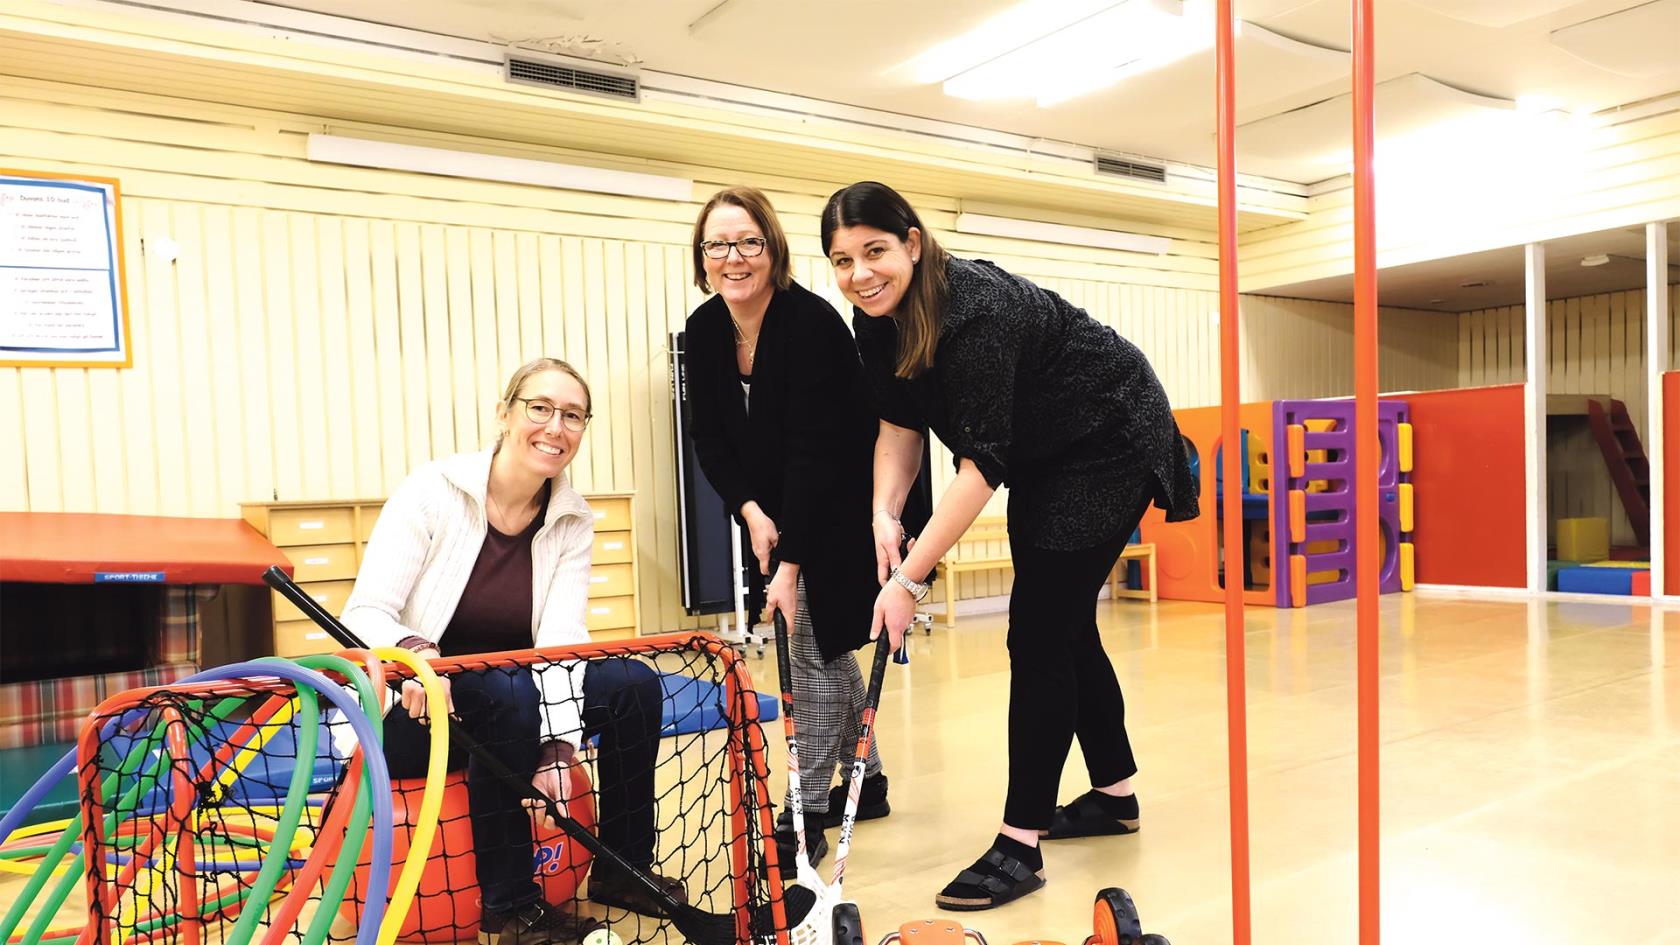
{"left": 731, "top": 318, "right": 757, "bottom": 369}
{"left": 487, "top": 490, "right": 536, "bottom": 533}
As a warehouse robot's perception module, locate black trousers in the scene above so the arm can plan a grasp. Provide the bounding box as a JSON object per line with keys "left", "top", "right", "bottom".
{"left": 1002, "top": 496, "right": 1152, "bottom": 831}
{"left": 382, "top": 659, "right": 662, "bottom": 913}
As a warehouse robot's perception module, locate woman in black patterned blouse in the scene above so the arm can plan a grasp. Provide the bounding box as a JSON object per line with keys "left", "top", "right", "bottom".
{"left": 820, "top": 181, "right": 1198, "bottom": 913}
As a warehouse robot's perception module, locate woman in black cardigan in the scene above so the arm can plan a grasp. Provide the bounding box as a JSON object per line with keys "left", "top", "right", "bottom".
{"left": 683, "top": 186, "right": 891, "bottom": 877}
{"left": 822, "top": 181, "right": 1199, "bottom": 912}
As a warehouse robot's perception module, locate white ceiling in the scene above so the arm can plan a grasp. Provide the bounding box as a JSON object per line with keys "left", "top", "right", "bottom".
{"left": 1259, "top": 222, "right": 1680, "bottom": 310}
{"left": 253, "top": 0, "right": 1680, "bottom": 184}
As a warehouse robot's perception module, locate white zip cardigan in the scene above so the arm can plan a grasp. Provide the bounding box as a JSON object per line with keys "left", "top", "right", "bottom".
{"left": 342, "top": 447, "right": 596, "bottom": 748}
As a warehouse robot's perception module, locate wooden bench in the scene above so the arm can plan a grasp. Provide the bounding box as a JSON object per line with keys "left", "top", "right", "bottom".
{"left": 933, "top": 515, "right": 1156, "bottom": 627}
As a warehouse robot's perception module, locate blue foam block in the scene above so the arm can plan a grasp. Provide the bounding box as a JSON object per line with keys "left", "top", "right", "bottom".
{"left": 0, "top": 741, "right": 80, "bottom": 825}
{"left": 1556, "top": 566, "right": 1634, "bottom": 595}
{"left": 658, "top": 672, "right": 779, "bottom": 737}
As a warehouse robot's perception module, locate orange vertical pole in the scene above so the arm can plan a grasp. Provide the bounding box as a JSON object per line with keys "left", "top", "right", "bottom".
{"left": 1214, "top": 3, "right": 1251, "bottom": 945}
{"left": 1352, "top": 0, "right": 1381, "bottom": 943}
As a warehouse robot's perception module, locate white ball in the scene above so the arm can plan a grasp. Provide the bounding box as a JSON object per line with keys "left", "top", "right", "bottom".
{"left": 583, "top": 929, "right": 623, "bottom": 945}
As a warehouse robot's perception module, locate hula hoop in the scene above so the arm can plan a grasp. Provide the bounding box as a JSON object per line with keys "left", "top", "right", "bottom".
{"left": 71, "top": 661, "right": 394, "bottom": 945}
{"left": 370, "top": 647, "right": 451, "bottom": 945}
{"left": 254, "top": 650, "right": 384, "bottom": 945}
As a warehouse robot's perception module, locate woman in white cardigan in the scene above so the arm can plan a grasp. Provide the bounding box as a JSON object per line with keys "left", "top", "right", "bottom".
{"left": 343, "top": 357, "right": 684, "bottom": 945}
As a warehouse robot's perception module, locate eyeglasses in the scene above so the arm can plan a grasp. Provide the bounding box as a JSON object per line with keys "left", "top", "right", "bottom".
{"left": 700, "top": 237, "right": 768, "bottom": 259}
{"left": 516, "top": 398, "right": 590, "bottom": 432}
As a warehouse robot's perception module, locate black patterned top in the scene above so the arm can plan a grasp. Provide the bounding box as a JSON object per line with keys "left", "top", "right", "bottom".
{"left": 853, "top": 256, "right": 1200, "bottom": 550}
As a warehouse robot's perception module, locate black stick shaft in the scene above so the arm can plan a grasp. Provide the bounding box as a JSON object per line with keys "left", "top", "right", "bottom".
{"left": 260, "top": 565, "right": 693, "bottom": 922}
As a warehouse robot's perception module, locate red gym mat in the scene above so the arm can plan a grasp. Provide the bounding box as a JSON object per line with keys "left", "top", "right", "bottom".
{"left": 0, "top": 512, "right": 290, "bottom": 585}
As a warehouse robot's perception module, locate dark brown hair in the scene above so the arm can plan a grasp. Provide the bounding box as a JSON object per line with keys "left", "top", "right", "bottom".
{"left": 690, "top": 187, "right": 794, "bottom": 294}
{"left": 820, "top": 181, "right": 949, "bottom": 378}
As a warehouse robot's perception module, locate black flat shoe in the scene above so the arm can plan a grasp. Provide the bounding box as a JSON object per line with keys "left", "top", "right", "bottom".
{"left": 824, "top": 772, "right": 891, "bottom": 827}
{"left": 588, "top": 868, "right": 687, "bottom": 917}
{"left": 774, "top": 807, "right": 828, "bottom": 878}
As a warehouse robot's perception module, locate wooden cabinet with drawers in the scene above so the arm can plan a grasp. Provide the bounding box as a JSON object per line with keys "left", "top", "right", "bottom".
{"left": 577, "top": 492, "right": 640, "bottom": 642}
{"left": 241, "top": 491, "right": 640, "bottom": 657}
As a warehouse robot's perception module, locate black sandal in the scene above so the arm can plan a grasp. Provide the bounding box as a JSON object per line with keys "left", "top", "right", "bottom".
{"left": 933, "top": 846, "right": 1046, "bottom": 912}
{"left": 1042, "top": 790, "right": 1140, "bottom": 840}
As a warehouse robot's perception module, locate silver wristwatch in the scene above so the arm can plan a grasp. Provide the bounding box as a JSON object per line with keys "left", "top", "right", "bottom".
{"left": 890, "top": 566, "right": 930, "bottom": 603}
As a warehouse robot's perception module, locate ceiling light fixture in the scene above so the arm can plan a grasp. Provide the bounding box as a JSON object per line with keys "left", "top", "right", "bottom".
{"left": 955, "top": 212, "right": 1171, "bottom": 254}
{"left": 305, "top": 133, "right": 692, "bottom": 201}
{"left": 907, "top": 0, "right": 1215, "bottom": 108}
{"left": 1580, "top": 253, "right": 1610, "bottom": 267}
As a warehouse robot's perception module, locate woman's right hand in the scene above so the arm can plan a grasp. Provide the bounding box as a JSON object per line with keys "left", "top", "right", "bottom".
{"left": 399, "top": 648, "right": 453, "bottom": 721}
{"left": 742, "top": 502, "right": 779, "bottom": 575}
{"left": 527, "top": 740, "right": 575, "bottom": 829}
{"left": 872, "top": 511, "right": 906, "bottom": 585}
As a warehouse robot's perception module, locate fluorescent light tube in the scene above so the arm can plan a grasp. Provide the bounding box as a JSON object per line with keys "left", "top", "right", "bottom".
{"left": 306, "top": 133, "right": 693, "bottom": 201}
{"left": 956, "top": 212, "right": 1171, "bottom": 254}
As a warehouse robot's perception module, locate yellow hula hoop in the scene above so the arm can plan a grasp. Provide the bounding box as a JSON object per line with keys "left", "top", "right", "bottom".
{"left": 3, "top": 819, "right": 72, "bottom": 841}
{"left": 371, "top": 647, "right": 449, "bottom": 945}
{"left": 207, "top": 695, "right": 301, "bottom": 804}
{"left": 0, "top": 859, "right": 71, "bottom": 879}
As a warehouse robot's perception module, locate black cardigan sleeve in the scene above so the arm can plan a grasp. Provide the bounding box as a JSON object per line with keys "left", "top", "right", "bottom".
{"left": 685, "top": 300, "right": 754, "bottom": 518}
{"left": 774, "top": 296, "right": 862, "bottom": 567}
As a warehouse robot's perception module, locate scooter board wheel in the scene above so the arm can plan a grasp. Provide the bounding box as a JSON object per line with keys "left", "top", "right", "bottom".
{"left": 1140, "top": 937, "right": 1171, "bottom": 945}
{"left": 833, "top": 902, "right": 866, "bottom": 945}
{"left": 1092, "top": 887, "right": 1143, "bottom": 945}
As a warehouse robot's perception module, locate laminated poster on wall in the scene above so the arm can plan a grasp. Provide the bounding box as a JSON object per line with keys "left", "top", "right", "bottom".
{"left": 0, "top": 169, "right": 132, "bottom": 368}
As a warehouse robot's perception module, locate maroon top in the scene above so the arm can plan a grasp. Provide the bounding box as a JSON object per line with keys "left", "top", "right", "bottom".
{"left": 438, "top": 483, "right": 550, "bottom": 658}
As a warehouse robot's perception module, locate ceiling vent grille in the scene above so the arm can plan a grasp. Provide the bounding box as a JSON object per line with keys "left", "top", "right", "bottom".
{"left": 505, "top": 52, "right": 640, "bottom": 102}
{"left": 1094, "top": 153, "right": 1167, "bottom": 183}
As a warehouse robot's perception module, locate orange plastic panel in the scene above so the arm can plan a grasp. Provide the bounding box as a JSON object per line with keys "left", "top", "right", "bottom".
{"left": 1383, "top": 386, "right": 1524, "bottom": 588}
{"left": 1139, "top": 402, "right": 1281, "bottom": 606}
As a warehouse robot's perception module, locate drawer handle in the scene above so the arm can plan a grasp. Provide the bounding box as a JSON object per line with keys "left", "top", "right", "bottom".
{"left": 299, "top": 521, "right": 325, "bottom": 530}
{"left": 602, "top": 541, "right": 624, "bottom": 551}
{"left": 589, "top": 575, "right": 608, "bottom": 584}
{"left": 593, "top": 510, "right": 607, "bottom": 520}
{"left": 590, "top": 606, "right": 610, "bottom": 615}
{"left": 307, "top": 632, "right": 327, "bottom": 640}
{"left": 303, "top": 557, "right": 330, "bottom": 566}
{"left": 311, "top": 594, "right": 328, "bottom": 603}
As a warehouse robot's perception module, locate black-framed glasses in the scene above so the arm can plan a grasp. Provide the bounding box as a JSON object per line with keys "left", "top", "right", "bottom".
{"left": 700, "top": 237, "right": 768, "bottom": 259}
{"left": 516, "top": 398, "right": 590, "bottom": 432}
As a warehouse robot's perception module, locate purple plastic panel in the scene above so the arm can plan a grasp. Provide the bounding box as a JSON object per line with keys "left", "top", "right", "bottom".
{"left": 1271, "top": 399, "right": 1409, "bottom": 606}
{"left": 1377, "top": 401, "right": 1409, "bottom": 593}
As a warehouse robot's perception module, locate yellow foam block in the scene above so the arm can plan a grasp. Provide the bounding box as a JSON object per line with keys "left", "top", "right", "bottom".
{"left": 1555, "top": 517, "right": 1610, "bottom": 563}
{"left": 1398, "top": 483, "right": 1414, "bottom": 533}
{"left": 1400, "top": 542, "right": 1415, "bottom": 590}
{"left": 1398, "top": 422, "right": 1413, "bottom": 474}
{"left": 1582, "top": 560, "right": 1649, "bottom": 569}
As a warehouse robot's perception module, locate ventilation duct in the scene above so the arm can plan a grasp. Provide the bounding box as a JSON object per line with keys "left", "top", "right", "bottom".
{"left": 504, "top": 50, "right": 641, "bottom": 102}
